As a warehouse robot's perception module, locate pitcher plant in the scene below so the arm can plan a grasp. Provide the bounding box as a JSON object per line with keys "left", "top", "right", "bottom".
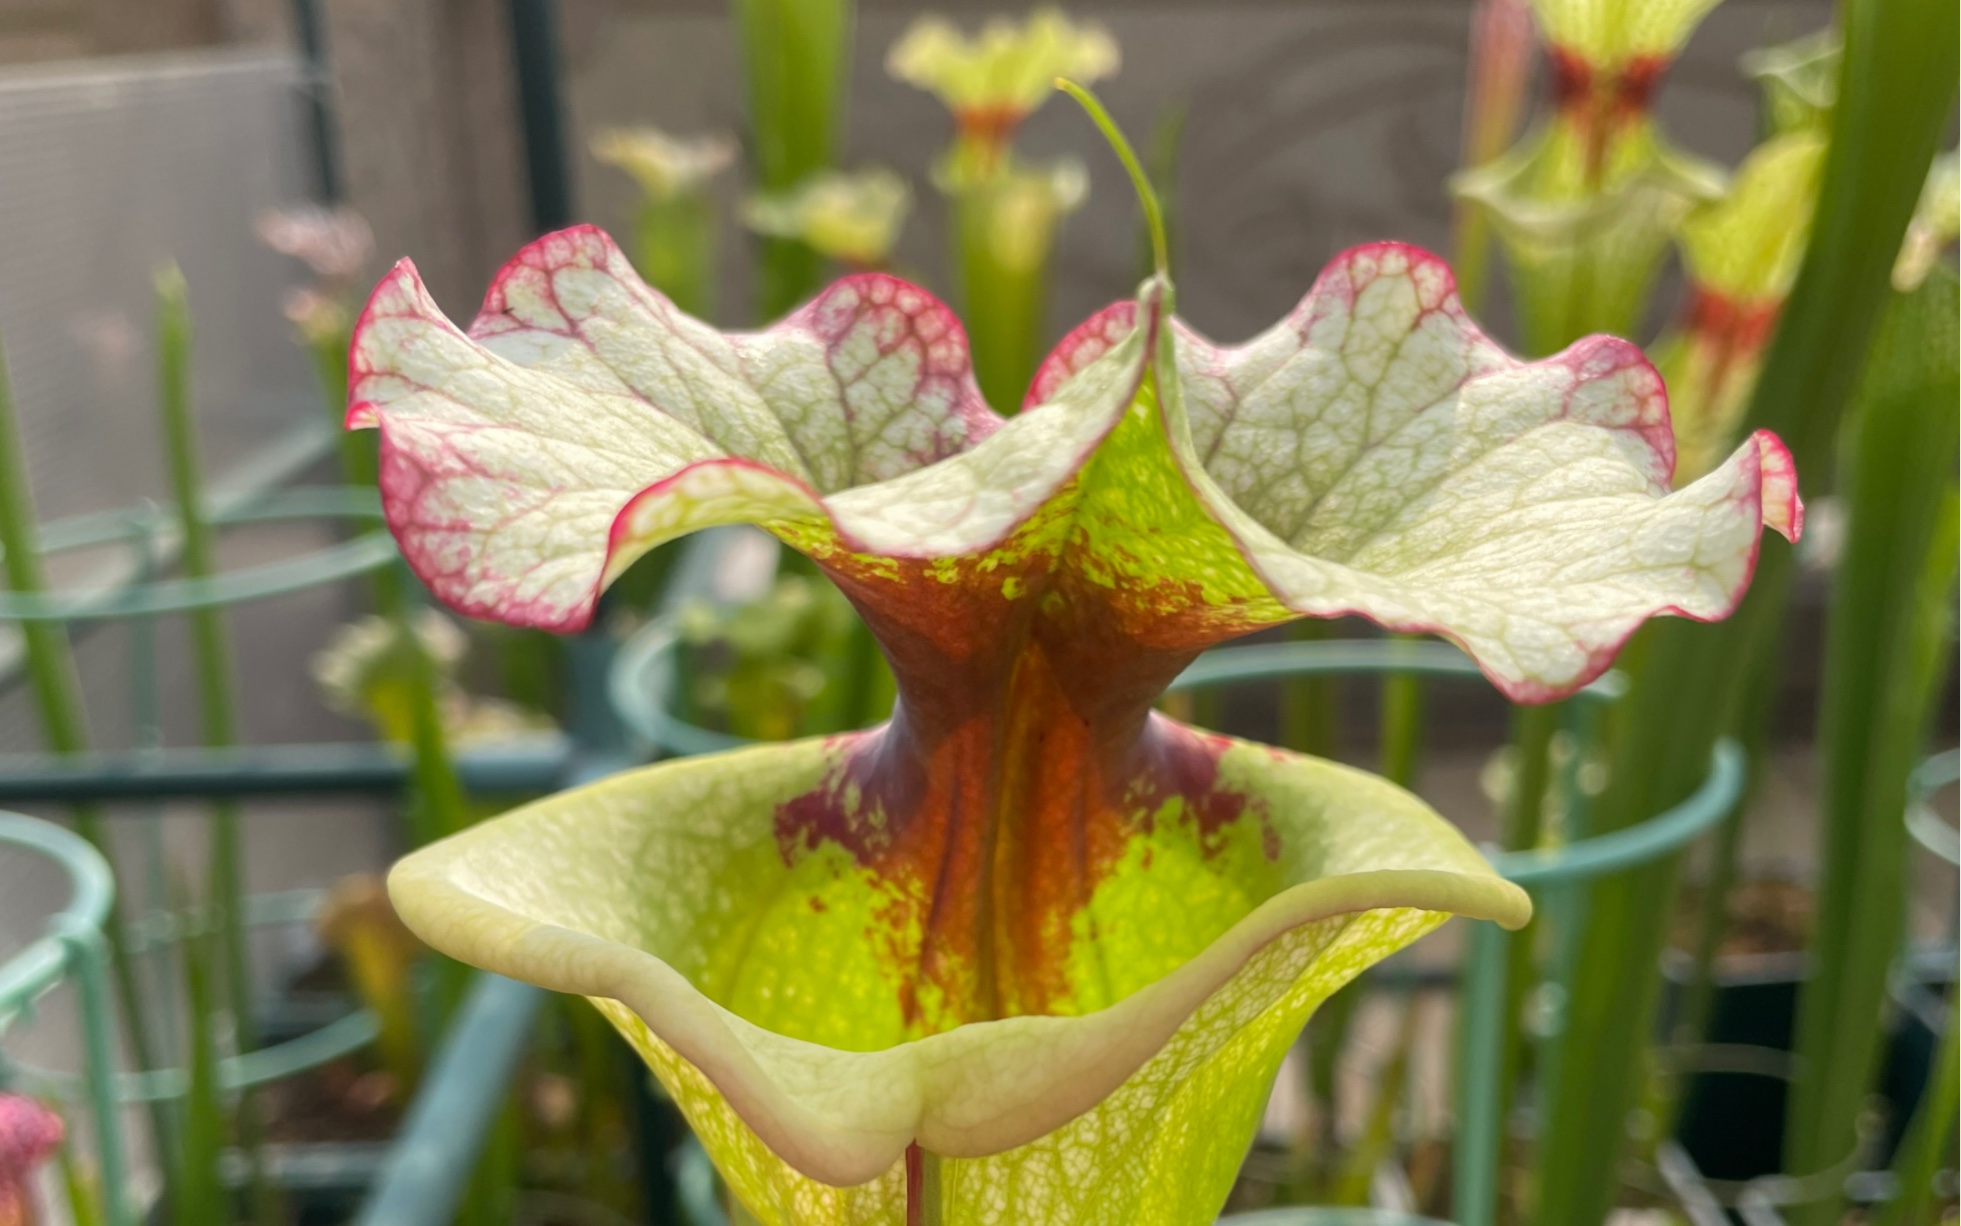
{"left": 352, "top": 89, "right": 1798, "bottom": 1225}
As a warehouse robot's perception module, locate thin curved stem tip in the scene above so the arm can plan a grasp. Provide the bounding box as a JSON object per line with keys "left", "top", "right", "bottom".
{"left": 1055, "top": 77, "right": 1168, "bottom": 280}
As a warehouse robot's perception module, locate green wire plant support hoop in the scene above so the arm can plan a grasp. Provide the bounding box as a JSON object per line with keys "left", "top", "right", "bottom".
{"left": 0, "top": 485, "right": 401, "bottom": 1219}
{"left": 1, "top": 889, "right": 381, "bottom": 1103}
{"left": 1905, "top": 748, "right": 1960, "bottom": 870}
{"left": 0, "top": 810, "right": 138, "bottom": 1226}
{"left": 0, "top": 512, "right": 750, "bottom": 1224}
{"left": 0, "top": 482, "right": 558, "bottom": 1220}
{"left": 0, "top": 486, "right": 393, "bottom": 623}
{"left": 609, "top": 617, "right": 753, "bottom": 758}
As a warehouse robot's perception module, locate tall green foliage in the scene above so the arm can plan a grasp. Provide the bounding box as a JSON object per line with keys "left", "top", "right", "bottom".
{"left": 170, "top": 884, "right": 228, "bottom": 1226}
{"left": 155, "top": 267, "right": 284, "bottom": 1225}
{"left": 1529, "top": 1, "right": 1958, "bottom": 1221}
{"left": 1784, "top": 268, "right": 1958, "bottom": 1215}
{"left": 154, "top": 269, "right": 253, "bottom": 1044}
{"left": 1878, "top": 1005, "right": 1959, "bottom": 1226}
{"left": 948, "top": 163, "right": 1086, "bottom": 414}
{"left": 0, "top": 336, "right": 174, "bottom": 1185}
{"left": 731, "top": 0, "right": 852, "bottom": 319}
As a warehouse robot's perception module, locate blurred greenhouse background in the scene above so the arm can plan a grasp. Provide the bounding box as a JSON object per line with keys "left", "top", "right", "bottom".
{"left": 0, "top": 1, "right": 1953, "bottom": 1224}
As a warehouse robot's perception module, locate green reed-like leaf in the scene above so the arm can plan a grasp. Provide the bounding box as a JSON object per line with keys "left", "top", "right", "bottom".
{"left": 948, "top": 160, "right": 1086, "bottom": 415}
{"left": 1876, "top": 998, "right": 1959, "bottom": 1226}
{"left": 731, "top": 0, "right": 852, "bottom": 319}
{"left": 634, "top": 193, "right": 721, "bottom": 321}
{"left": 1281, "top": 618, "right": 1340, "bottom": 762}
{"left": 55, "top": 1134, "right": 106, "bottom": 1226}
{"left": 1330, "top": 995, "right": 1416, "bottom": 1207}
{"left": 1784, "top": 268, "right": 1958, "bottom": 1216}
{"left": 170, "top": 876, "right": 228, "bottom": 1226}
{"left": 154, "top": 268, "right": 281, "bottom": 1225}
{"left": 0, "top": 334, "right": 173, "bottom": 1181}
{"left": 310, "top": 326, "right": 380, "bottom": 490}
{"left": 1376, "top": 639, "right": 1425, "bottom": 790}
{"left": 1530, "top": 0, "right": 1958, "bottom": 1219}
{"left": 1135, "top": 102, "right": 1186, "bottom": 286}
{"left": 288, "top": 264, "right": 473, "bottom": 849}
{"left": 457, "top": 1098, "right": 523, "bottom": 1226}
{"left": 1744, "top": 5, "right": 1957, "bottom": 474}
{"left": 0, "top": 348, "right": 88, "bottom": 758}
{"left": 395, "top": 610, "right": 473, "bottom": 846}
{"left": 1450, "top": 0, "right": 1536, "bottom": 318}
{"left": 154, "top": 269, "right": 250, "bottom": 1032}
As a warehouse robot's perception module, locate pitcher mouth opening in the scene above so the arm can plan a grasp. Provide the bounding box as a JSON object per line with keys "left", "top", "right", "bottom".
{"left": 387, "top": 733, "right": 1525, "bottom": 1185}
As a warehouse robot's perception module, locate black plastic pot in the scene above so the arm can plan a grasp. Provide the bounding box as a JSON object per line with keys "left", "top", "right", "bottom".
{"left": 1666, "top": 951, "right": 1804, "bottom": 1181}
{"left": 1664, "top": 947, "right": 1954, "bottom": 1183}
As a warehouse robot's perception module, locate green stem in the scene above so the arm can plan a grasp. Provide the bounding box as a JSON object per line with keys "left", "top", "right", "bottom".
{"left": 633, "top": 193, "right": 719, "bottom": 321}
{"left": 1056, "top": 79, "right": 1167, "bottom": 280}
{"left": 1673, "top": 793, "right": 1742, "bottom": 1036}
{"left": 155, "top": 269, "right": 252, "bottom": 1041}
{"left": 295, "top": 290, "right": 470, "bottom": 847}
{"left": 835, "top": 613, "right": 892, "bottom": 732}
{"left": 398, "top": 602, "right": 472, "bottom": 845}
{"left": 1451, "top": 202, "right": 1495, "bottom": 320}
{"left": 1136, "top": 101, "right": 1186, "bottom": 285}
{"left": 171, "top": 875, "right": 226, "bottom": 1226}
{"left": 1377, "top": 633, "right": 1426, "bottom": 788}
{"left": 1453, "top": 917, "right": 1512, "bottom": 1226}
{"left": 457, "top": 1096, "right": 522, "bottom": 1226}
{"left": 1301, "top": 974, "right": 1365, "bottom": 1198}
{"left": 1673, "top": 625, "right": 1783, "bottom": 1072}
{"left": 731, "top": 0, "right": 851, "bottom": 321}
{"left": 305, "top": 316, "right": 393, "bottom": 619}
{"left": 155, "top": 268, "right": 282, "bottom": 1223}
{"left": 755, "top": 237, "right": 824, "bottom": 322}
{"left": 1551, "top": 200, "right": 1606, "bottom": 357}
{"left": 307, "top": 324, "right": 374, "bottom": 490}
{"left": 1330, "top": 993, "right": 1416, "bottom": 1206}
{"left": 1531, "top": 0, "right": 1956, "bottom": 1215}
{"left": 953, "top": 183, "right": 1054, "bottom": 415}
{"left": 905, "top": 1143, "right": 943, "bottom": 1226}
{"left": 1534, "top": 584, "right": 1779, "bottom": 1226}
{"left": 567, "top": 999, "right": 637, "bottom": 1214}
{"left": 1502, "top": 703, "right": 1557, "bottom": 851}
{"left": 1784, "top": 274, "right": 1959, "bottom": 1216}
{"left": 0, "top": 331, "right": 174, "bottom": 1178}
{"left": 1876, "top": 1001, "right": 1958, "bottom": 1226}
{"left": 1487, "top": 701, "right": 1556, "bottom": 1198}
{"left": 1281, "top": 619, "right": 1340, "bottom": 759}
{"left": 56, "top": 1136, "right": 105, "bottom": 1226}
